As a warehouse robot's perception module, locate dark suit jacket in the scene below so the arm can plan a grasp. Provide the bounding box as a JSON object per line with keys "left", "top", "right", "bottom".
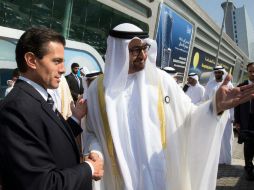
{"left": 234, "top": 80, "right": 253, "bottom": 131}
{"left": 0, "top": 80, "right": 91, "bottom": 190}
{"left": 65, "top": 73, "right": 84, "bottom": 101}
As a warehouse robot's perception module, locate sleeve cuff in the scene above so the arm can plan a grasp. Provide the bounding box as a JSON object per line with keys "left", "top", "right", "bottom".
{"left": 211, "top": 95, "right": 223, "bottom": 117}
{"left": 85, "top": 161, "right": 94, "bottom": 175}
{"left": 71, "top": 115, "right": 80, "bottom": 124}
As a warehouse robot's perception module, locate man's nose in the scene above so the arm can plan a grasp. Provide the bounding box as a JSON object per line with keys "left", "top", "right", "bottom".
{"left": 59, "top": 63, "right": 66, "bottom": 74}
{"left": 138, "top": 49, "right": 146, "bottom": 57}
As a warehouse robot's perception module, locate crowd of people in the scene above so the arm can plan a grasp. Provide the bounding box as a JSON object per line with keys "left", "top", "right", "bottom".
{"left": 0, "top": 23, "right": 254, "bottom": 190}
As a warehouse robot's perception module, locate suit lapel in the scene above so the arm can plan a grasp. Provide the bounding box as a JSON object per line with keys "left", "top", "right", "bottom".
{"left": 16, "top": 80, "right": 80, "bottom": 156}
{"left": 41, "top": 103, "right": 76, "bottom": 142}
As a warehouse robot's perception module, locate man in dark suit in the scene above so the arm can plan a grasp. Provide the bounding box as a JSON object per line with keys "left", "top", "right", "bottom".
{"left": 235, "top": 62, "right": 254, "bottom": 181}
{"left": 66, "top": 63, "right": 84, "bottom": 102}
{"left": 0, "top": 27, "right": 103, "bottom": 190}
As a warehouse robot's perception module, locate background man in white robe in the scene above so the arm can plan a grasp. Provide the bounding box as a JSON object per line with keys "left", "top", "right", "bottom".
{"left": 79, "top": 67, "right": 102, "bottom": 154}
{"left": 204, "top": 66, "right": 234, "bottom": 165}
{"left": 4, "top": 68, "right": 20, "bottom": 97}
{"left": 183, "top": 73, "right": 205, "bottom": 105}
{"left": 80, "top": 67, "right": 102, "bottom": 101}
{"left": 162, "top": 66, "right": 178, "bottom": 82}
{"left": 82, "top": 23, "right": 254, "bottom": 190}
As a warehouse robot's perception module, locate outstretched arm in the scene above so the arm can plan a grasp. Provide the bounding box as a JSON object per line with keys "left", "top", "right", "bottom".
{"left": 216, "top": 75, "right": 254, "bottom": 114}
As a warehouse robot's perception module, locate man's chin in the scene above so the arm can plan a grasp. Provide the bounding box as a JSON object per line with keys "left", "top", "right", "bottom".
{"left": 135, "top": 62, "right": 145, "bottom": 68}
{"left": 48, "top": 84, "right": 59, "bottom": 89}
{"left": 135, "top": 65, "right": 145, "bottom": 72}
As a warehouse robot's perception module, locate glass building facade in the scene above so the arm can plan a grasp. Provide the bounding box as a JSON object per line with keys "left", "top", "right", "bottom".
{"left": 0, "top": 0, "right": 149, "bottom": 99}
{"left": 0, "top": 0, "right": 149, "bottom": 55}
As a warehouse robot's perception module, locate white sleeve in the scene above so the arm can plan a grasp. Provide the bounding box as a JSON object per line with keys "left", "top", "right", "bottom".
{"left": 160, "top": 71, "right": 228, "bottom": 190}
{"left": 81, "top": 80, "right": 103, "bottom": 155}
{"left": 203, "top": 82, "right": 211, "bottom": 101}
{"left": 82, "top": 115, "right": 102, "bottom": 154}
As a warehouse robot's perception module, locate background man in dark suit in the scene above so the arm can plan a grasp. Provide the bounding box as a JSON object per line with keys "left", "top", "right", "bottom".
{"left": 66, "top": 63, "right": 84, "bottom": 102}
{"left": 0, "top": 27, "right": 103, "bottom": 190}
{"left": 235, "top": 62, "right": 254, "bottom": 181}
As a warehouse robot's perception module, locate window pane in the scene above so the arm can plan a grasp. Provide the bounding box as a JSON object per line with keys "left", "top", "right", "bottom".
{"left": 69, "top": 0, "right": 149, "bottom": 55}
{"left": 0, "top": 0, "right": 32, "bottom": 29}
{"left": 30, "top": 0, "right": 53, "bottom": 27}
{"left": 0, "top": 38, "right": 17, "bottom": 99}
{"left": 51, "top": 0, "right": 67, "bottom": 33}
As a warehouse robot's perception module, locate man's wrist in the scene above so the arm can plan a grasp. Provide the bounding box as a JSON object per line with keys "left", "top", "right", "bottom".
{"left": 71, "top": 115, "right": 80, "bottom": 124}
{"left": 84, "top": 161, "right": 94, "bottom": 175}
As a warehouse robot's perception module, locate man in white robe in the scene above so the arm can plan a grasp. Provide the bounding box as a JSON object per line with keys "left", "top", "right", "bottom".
{"left": 5, "top": 80, "right": 15, "bottom": 97}
{"left": 79, "top": 67, "right": 102, "bottom": 164}
{"left": 184, "top": 73, "right": 205, "bottom": 104}
{"left": 80, "top": 67, "right": 102, "bottom": 101}
{"left": 204, "top": 66, "right": 234, "bottom": 165}
{"left": 82, "top": 23, "right": 254, "bottom": 190}
{"left": 162, "top": 66, "right": 178, "bottom": 82}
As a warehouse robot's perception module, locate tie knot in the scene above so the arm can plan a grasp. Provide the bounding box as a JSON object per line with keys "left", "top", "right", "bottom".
{"left": 47, "top": 93, "right": 55, "bottom": 110}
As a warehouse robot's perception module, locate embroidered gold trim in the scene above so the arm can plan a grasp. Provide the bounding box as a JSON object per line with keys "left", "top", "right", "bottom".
{"left": 97, "top": 75, "right": 120, "bottom": 176}
{"left": 158, "top": 85, "right": 166, "bottom": 149}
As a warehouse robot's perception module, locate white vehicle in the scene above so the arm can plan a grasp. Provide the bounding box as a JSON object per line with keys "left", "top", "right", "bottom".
{"left": 0, "top": 26, "right": 104, "bottom": 99}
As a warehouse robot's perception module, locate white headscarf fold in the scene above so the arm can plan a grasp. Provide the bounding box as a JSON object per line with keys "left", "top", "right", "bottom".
{"left": 188, "top": 73, "right": 199, "bottom": 82}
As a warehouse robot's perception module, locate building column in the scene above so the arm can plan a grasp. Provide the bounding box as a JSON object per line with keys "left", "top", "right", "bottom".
{"left": 62, "top": 0, "right": 73, "bottom": 38}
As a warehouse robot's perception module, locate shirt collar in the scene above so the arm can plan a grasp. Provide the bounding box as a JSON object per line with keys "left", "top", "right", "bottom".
{"left": 19, "top": 76, "right": 48, "bottom": 101}
{"left": 248, "top": 80, "right": 253, "bottom": 85}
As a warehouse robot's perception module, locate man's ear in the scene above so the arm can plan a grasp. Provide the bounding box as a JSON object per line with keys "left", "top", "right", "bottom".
{"left": 24, "top": 52, "right": 37, "bottom": 70}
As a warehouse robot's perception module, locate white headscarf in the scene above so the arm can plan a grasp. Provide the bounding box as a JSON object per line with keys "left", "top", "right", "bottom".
{"left": 188, "top": 73, "right": 199, "bottom": 82}
{"left": 103, "top": 23, "right": 158, "bottom": 96}
{"left": 208, "top": 65, "right": 227, "bottom": 83}
{"left": 162, "top": 66, "right": 178, "bottom": 77}
{"left": 81, "top": 66, "right": 101, "bottom": 100}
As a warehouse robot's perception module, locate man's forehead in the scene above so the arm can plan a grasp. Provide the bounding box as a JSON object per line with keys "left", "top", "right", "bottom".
{"left": 128, "top": 38, "right": 145, "bottom": 48}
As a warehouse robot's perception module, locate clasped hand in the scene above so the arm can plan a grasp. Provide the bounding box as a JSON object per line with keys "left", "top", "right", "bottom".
{"left": 85, "top": 152, "right": 104, "bottom": 181}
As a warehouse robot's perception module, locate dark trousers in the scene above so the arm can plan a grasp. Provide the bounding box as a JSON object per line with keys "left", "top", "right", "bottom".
{"left": 244, "top": 141, "right": 254, "bottom": 171}
{"left": 0, "top": 174, "right": 2, "bottom": 190}
{"left": 244, "top": 114, "right": 254, "bottom": 171}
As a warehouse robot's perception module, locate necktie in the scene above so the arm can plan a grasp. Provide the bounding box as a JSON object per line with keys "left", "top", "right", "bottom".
{"left": 47, "top": 93, "right": 55, "bottom": 111}
{"left": 47, "top": 93, "right": 73, "bottom": 136}
{"left": 47, "top": 93, "right": 61, "bottom": 118}
{"left": 75, "top": 75, "right": 80, "bottom": 88}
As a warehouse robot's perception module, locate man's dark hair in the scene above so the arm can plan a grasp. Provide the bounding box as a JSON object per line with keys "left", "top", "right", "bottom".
{"left": 16, "top": 27, "right": 66, "bottom": 72}
{"left": 71, "top": 63, "right": 79, "bottom": 69}
{"left": 12, "top": 68, "right": 20, "bottom": 78}
{"left": 247, "top": 62, "right": 254, "bottom": 70}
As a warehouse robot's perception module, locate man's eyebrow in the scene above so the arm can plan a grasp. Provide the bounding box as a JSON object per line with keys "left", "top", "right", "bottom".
{"left": 52, "top": 57, "right": 64, "bottom": 61}
{"left": 130, "top": 44, "right": 148, "bottom": 49}
{"left": 130, "top": 45, "right": 142, "bottom": 49}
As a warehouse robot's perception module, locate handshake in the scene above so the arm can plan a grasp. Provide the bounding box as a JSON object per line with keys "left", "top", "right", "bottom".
{"left": 83, "top": 152, "right": 104, "bottom": 181}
